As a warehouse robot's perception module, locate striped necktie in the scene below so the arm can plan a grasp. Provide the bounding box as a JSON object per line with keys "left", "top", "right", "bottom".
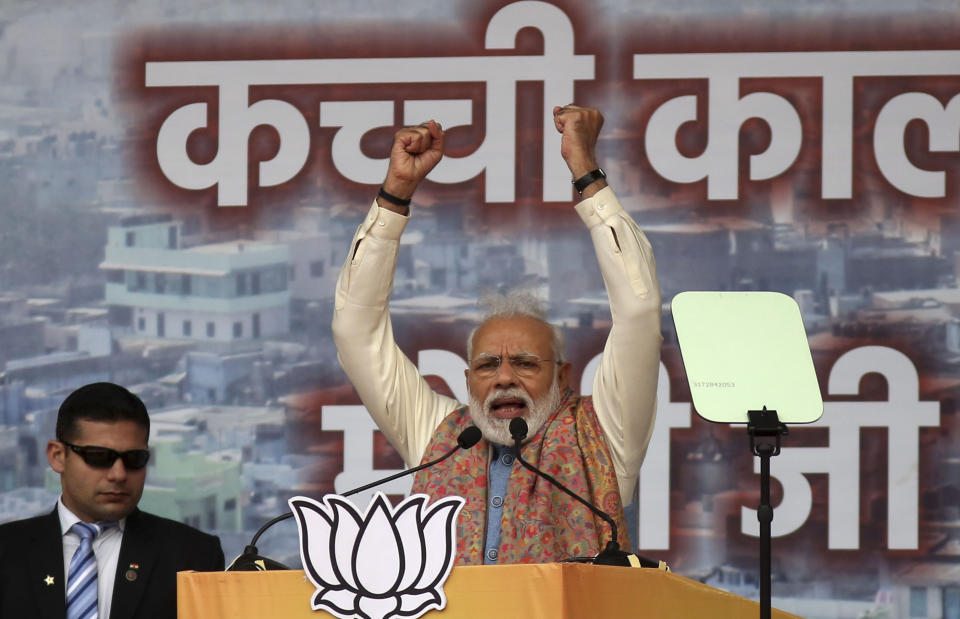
{"left": 66, "top": 521, "right": 114, "bottom": 619}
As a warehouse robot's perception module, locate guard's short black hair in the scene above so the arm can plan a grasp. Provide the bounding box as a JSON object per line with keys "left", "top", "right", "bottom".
{"left": 55, "top": 382, "right": 150, "bottom": 443}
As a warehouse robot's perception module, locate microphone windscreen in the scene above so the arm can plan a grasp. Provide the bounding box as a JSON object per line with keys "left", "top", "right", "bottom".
{"left": 457, "top": 426, "right": 483, "bottom": 449}
{"left": 509, "top": 417, "right": 528, "bottom": 441}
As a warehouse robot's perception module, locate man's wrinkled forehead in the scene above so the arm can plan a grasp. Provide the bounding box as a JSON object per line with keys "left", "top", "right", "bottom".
{"left": 472, "top": 315, "right": 555, "bottom": 356}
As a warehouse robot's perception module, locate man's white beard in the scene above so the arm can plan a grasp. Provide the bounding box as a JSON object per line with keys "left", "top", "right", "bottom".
{"left": 467, "top": 376, "right": 563, "bottom": 447}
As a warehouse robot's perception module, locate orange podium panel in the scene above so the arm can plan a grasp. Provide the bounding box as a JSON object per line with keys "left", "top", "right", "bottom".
{"left": 178, "top": 564, "right": 802, "bottom": 618}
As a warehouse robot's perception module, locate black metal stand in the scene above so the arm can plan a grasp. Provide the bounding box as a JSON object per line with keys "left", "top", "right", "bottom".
{"left": 747, "top": 406, "right": 788, "bottom": 619}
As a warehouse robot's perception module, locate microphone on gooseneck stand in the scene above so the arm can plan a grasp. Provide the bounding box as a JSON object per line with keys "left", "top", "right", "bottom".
{"left": 508, "top": 417, "right": 661, "bottom": 568}
{"left": 340, "top": 425, "right": 481, "bottom": 499}
{"left": 228, "top": 425, "right": 484, "bottom": 571}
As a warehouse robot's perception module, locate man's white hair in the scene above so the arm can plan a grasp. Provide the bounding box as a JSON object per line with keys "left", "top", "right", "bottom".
{"left": 466, "top": 290, "right": 566, "bottom": 363}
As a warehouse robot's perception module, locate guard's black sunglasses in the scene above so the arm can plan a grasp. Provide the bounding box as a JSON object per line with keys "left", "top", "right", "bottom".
{"left": 62, "top": 441, "right": 150, "bottom": 470}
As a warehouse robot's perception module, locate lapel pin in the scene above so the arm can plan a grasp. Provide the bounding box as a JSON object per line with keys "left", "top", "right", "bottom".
{"left": 125, "top": 563, "right": 140, "bottom": 582}
{"left": 44, "top": 575, "right": 55, "bottom": 586}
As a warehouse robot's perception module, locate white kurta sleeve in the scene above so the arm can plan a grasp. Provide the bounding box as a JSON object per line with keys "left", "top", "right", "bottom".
{"left": 332, "top": 201, "right": 463, "bottom": 467}
{"left": 574, "top": 186, "right": 662, "bottom": 503}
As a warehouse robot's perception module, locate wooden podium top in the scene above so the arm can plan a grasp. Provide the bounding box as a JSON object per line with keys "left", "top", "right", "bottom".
{"left": 178, "top": 564, "right": 802, "bottom": 618}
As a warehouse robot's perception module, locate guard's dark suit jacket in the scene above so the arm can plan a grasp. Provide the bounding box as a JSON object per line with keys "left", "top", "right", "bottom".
{"left": 0, "top": 507, "right": 224, "bottom": 619}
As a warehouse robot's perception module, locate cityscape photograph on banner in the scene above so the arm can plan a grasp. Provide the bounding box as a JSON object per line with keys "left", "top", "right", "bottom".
{"left": 0, "top": 1, "right": 958, "bottom": 618}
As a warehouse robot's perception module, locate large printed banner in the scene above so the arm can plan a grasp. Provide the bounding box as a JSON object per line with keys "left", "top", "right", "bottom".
{"left": 2, "top": 2, "right": 959, "bottom": 618}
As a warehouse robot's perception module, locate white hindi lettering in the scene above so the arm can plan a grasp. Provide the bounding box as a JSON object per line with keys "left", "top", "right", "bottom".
{"left": 637, "top": 363, "right": 692, "bottom": 550}
{"left": 149, "top": 69, "right": 311, "bottom": 207}
{"left": 874, "top": 92, "right": 960, "bottom": 197}
{"left": 634, "top": 50, "right": 960, "bottom": 200}
{"left": 146, "top": 1, "right": 593, "bottom": 207}
{"left": 321, "top": 405, "right": 412, "bottom": 506}
{"left": 739, "top": 346, "right": 940, "bottom": 550}
{"left": 319, "top": 101, "right": 394, "bottom": 185}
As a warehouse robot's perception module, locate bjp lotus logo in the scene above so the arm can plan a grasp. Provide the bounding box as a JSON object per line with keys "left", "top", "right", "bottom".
{"left": 289, "top": 492, "right": 465, "bottom": 619}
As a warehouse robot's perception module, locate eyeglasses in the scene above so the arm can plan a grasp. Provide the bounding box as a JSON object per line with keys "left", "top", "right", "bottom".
{"left": 468, "top": 354, "right": 558, "bottom": 378}
{"left": 62, "top": 441, "right": 151, "bottom": 470}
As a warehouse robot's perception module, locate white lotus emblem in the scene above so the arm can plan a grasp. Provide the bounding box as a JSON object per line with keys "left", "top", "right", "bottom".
{"left": 289, "top": 492, "right": 465, "bottom": 619}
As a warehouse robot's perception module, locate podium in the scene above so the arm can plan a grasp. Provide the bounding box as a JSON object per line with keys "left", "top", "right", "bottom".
{"left": 178, "top": 564, "right": 801, "bottom": 618}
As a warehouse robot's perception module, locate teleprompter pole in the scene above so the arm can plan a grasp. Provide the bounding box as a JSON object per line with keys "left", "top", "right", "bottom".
{"left": 747, "top": 406, "right": 788, "bottom": 619}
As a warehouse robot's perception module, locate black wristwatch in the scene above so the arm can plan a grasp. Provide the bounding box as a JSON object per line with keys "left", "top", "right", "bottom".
{"left": 572, "top": 168, "right": 606, "bottom": 195}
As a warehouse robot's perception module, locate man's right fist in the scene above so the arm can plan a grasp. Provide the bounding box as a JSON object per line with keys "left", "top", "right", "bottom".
{"left": 552, "top": 105, "right": 603, "bottom": 179}
{"left": 382, "top": 120, "right": 445, "bottom": 202}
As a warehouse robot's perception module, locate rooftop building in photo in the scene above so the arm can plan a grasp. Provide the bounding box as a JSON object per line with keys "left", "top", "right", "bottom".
{"left": 100, "top": 215, "right": 290, "bottom": 343}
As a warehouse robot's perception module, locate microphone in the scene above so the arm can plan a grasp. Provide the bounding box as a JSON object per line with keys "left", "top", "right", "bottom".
{"left": 508, "top": 417, "right": 660, "bottom": 568}
{"left": 228, "top": 425, "right": 483, "bottom": 571}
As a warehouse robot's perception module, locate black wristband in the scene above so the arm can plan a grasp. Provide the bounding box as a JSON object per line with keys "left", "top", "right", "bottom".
{"left": 378, "top": 187, "right": 411, "bottom": 207}
{"left": 572, "top": 168, "right": 606, "bottom": 195}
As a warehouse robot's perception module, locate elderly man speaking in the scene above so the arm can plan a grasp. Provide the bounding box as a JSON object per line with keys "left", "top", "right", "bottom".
{"left": 332, "top": 105, "right": 661, "bottom": 565}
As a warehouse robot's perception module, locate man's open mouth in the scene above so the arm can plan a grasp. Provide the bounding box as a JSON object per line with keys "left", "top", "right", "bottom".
{"left": 490, "top": 397, "right": 528, "bottom": 419}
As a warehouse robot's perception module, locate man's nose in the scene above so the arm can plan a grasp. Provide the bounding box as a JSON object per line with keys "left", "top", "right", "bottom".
{"left": 494, "top": 358, "right": 518, "bottom": 387}
{"left": 105, "top": 457, "right": 128, "bottom": 481}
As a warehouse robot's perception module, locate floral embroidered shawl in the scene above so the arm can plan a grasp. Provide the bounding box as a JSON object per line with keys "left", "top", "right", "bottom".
{"left": 410, "top": 391, "right": 629, "bottom": 565}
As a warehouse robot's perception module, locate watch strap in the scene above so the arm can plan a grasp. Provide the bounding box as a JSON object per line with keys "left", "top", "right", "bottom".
{"left": 378, "top": 187, "right": 412, "bottom": 207}
{"left": 573, "top": 168, "right": 606, "bottom": 195}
